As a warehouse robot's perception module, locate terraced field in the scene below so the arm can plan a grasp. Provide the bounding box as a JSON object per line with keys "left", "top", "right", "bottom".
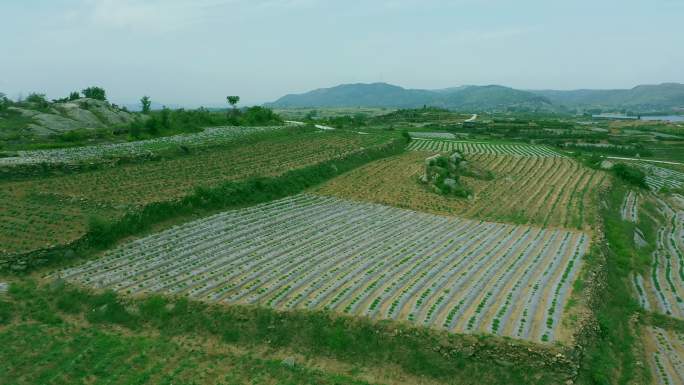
{"left": 633, "top": 195, "right": 684, "bottom": 318}
{"left": 0, "top": 126, "right": 286, "bottom": 166}
{"left": 643, "top": 326, "right": 684, "bottom": 385}
{"left": 0, "top": 130, "right": 394, "bottom": 255}
{"left": 314, "top": 152, "right": 607, "bottom": 230}
{"left": 408, "top": 139, "right": 562, "bottom": 157}
{"left": 633, "top": 162, "right": 684, "bottom": 192}
{"left": 56, "top": 194, "right": 588, "bottom": 343}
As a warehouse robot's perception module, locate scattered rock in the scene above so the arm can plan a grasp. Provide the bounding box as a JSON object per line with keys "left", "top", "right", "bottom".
{"left": 495, "top": 359, "right": 514, "bottom": 367}
{"left": 0, "top": 282, "right": 8, "bottom": 295}
{"left": 281, "top": 357, "right": 295, "bottom": 367}
{"left": 600, "top": 160, "right": 614, "bottom": 170}
{"left": 443, "top": 177, "right": 458, "bottom": 189}
{"left": 125, "top": 305, "right": 140, "bottom": 315}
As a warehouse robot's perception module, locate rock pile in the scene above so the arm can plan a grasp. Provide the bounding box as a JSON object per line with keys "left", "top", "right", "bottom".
{"left": 420, "top": 151, "right": 473, "bottom": 198}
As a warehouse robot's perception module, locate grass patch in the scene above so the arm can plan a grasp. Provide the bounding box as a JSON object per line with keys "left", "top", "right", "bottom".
{"left": 0, "top": 322, "right": 375, "bottom": 385}
{"left": 578, "top": 181, "right": 649, "bottom": 385}
{"left": 1, "top": 280, "right": 570, "bottom": 385}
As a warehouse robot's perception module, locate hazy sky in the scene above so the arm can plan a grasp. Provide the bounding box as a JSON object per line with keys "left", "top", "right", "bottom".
{"left": 1, "top": 0, "right": 683, "bottom": 107}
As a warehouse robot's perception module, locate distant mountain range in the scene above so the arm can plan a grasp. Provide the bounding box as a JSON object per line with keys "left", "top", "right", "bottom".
{"left": 533, "top": 83, "right": 684, "bottom": 112}
{"left": 266, "top": 82, "right": 684, "bottom": 113}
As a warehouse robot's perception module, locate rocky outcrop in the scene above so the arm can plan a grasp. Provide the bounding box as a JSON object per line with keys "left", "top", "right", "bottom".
{"left": 420, "top": 152, "right": 471, "bottom": 197}
{"left": 67, "top": 98, "right": 136, "bottom": 126}
{"left": 420, "top": 151, "right": 492, "bottom": 198}
{"left": 8, "top": 98, "right": 137, "bottom": 135}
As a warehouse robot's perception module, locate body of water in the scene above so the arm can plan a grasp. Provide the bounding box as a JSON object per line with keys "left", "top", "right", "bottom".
{"left": 592, "top": 114, "right": 684, "bottom": 122}
{"left": 641, "top": 115, "right": 684, "bottom": 122}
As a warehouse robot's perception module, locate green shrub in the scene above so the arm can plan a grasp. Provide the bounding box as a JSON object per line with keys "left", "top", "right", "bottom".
{"left": 0, "top": 299, "right": 13, "bottom": 325}
{"left": 55, "top": 287, "right": 86, "bottom": 314}
{"left": 25, "top": 93, "right": 50, "bottom": 110}
{"left": 579, "top": 182, "right": 645, "bottom": 385}
{"left": 138, "top": 296, "right": 170, "bottom": 322}
{"left": 228, "top": 106, "right": 283, "bottom": 126}
{"left": 0, "top": 92, "right": 10, "bottom": 111}
{"left": 82, "top": 86, "right": 107, "bottom": 101}
{"left": 86, "top": 291, "right": 138, "bottom": 328}
{"left": 87, "top": 215, "right": 116, "bottom": 248}
{"left": 613, "top": 163, "right": 647, "bottom": 188}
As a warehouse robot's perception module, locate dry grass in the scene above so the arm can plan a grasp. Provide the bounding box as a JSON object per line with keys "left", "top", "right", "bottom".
{"left": 313, "top": 152, "right": 608, "bottom": 231}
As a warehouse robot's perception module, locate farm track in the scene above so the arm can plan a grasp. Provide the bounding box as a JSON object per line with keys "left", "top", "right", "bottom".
{"left": 314, "top": 152, "right": 606, "bottom": 231}
{"left": 56, "top": 194, "right": 589, "bottom": 344}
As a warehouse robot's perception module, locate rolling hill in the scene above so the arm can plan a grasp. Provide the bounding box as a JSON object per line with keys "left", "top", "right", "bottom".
{"left": 532, "top": 83, "right": 684, "bottom": 111}
{"left": 266, "top": 83, "right": 551, "bottom": 111}
{"left": 267, "top": 82, "right": 684, "bottom": 113}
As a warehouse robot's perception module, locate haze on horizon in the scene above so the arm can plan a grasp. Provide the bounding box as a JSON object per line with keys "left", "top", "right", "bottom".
{"left": 1, "top": 0, "right": 683, "bottom": 107}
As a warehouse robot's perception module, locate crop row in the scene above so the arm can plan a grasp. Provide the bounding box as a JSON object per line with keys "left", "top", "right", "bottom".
{"left": 407, "top": 139, "right": 562, "bottom": 157}
{"left": 0, "top": 125, "right": 287, "bottom": 166}
{"left": 633, "top": 162, "right": 684, "bottom": 192}
{"left": 636, "top": 196, "right": 684, "bottom": 319}
{"left": 408, "top": 132, "right": 456, "bottom": 140}
{"left": 620, "top": 190, "right": 639, "bottom": 223}
{"left": 644, "top": 327, "right": 684, "bottom": 385}
{"left": 0, "top": 130, "right": 392, "bottom": 255}
{"left": 314, "top": 152, "right": 607, "bottom": 231}
{"left": 56, "top": 194, "right": 589, "bottom": 343}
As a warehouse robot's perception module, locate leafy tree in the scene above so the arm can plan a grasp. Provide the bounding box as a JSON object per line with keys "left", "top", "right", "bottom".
{"left": 26, "top": 93, "right": 50, "bottom": 109}
{"left": 26, "top": 93, "right": 48, "bottom": 104}
{"left": 129, "top": 119, "right": 143, "bottom": 138}
{"left": 144, "top": 115, "right": 160, "bottom": 135}
{"left": 140, "top": 96, "right": 152, "bottom": 114}
{"left": 160, "top": 107, "right": 171, "bottom": 130}
{"left": 237, "top": 106, "right": 282, "bottom": 126}
{"left": 82, "top": 86, "right": 107, "bottom": 101}
{"left": 69, "top": 91, "right": 80, "bottom": 101}
{"left": 227, "top": 96, "right": 240, "bottom": 110}
{"left": 613, "top": 163, "right": 647, "bottom": 188}
{"left": 304, "top": 110, "right": 318, "bottom": 121}
{"left": 0, "top": 92, "right": 8, "bottom": 111}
